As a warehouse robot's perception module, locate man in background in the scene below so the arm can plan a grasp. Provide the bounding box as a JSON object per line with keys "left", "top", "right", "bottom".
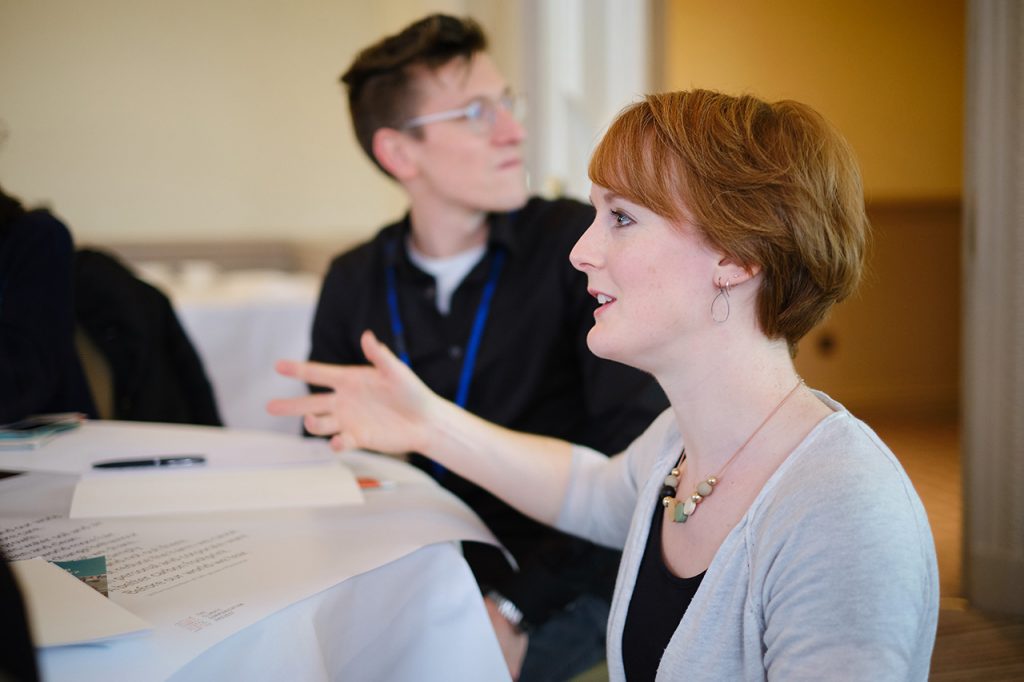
{"left": 310, "top": 15, "right": 666, "bottom": 680}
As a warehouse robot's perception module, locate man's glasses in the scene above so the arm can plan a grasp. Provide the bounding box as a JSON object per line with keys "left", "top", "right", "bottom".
{"left": 402, "top": 92, "right": 524, "bottom": 136}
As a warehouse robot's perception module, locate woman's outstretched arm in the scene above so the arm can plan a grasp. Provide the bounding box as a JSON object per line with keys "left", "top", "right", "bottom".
{"left": 267, "top": 329, "right": 574, "bottom": 525}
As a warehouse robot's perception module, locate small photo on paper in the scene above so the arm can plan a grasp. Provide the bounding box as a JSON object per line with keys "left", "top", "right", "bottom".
{"left": 53, "top": 555, "right": 109, "bottom": 597}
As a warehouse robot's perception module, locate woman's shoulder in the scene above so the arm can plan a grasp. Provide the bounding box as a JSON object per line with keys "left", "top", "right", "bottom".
{"left": 750, "top": 397, "right": 932, "bottom": 545}
{"left": 787, "top": 409, "right": 911, "bottom": 493}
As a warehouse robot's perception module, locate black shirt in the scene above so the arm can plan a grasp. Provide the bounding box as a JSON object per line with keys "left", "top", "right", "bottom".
{"left": 622, "top": 498, "right": 706, "bottom": 681}
{"left": 310, "top": 196, "right": 667, "bottom": 627}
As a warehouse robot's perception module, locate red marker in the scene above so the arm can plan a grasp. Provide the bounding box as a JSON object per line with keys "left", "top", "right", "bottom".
{"left": 357, "top": 477, "right": 396, "bottom": 490}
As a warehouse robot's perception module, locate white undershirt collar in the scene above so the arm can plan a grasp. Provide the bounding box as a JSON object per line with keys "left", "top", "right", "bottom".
{"left": 406, "top": 238, "right": 487, "bottom": 315}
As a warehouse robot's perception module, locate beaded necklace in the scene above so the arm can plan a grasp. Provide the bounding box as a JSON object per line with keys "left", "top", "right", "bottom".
{"left": 661, "top": 378, "right": 804, "bottom": 523}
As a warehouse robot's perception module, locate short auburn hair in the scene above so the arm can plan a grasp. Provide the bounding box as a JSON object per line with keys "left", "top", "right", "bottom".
{"left": 340, "top": 14, "right": 487, "bottom": 175}
{"left": 589, "top": 90, "right": 869, "bottom": 352}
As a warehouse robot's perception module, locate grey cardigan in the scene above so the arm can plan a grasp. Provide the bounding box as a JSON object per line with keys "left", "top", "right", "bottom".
{"left": 556, "top": 393, "right": 939, "bottom": 681}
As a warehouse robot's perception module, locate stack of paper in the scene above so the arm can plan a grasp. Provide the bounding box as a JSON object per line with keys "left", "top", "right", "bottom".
{"left": 11, "top": 558, "right": 151, "bottom": 647}
{"left": 70, "top": 461, "right": 363, "bottom": 518}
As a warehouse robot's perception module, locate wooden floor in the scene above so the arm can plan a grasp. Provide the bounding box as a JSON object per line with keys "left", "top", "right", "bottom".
{"left": 575, "top": 417, "right": 1024, "bottom": 681}
{"left": 872, "top": 418, "right": 1024, "bottom": 681}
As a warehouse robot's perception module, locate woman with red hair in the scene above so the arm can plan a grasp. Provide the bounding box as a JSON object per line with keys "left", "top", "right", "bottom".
{"left": 270, "top": 90, "right": 938, "bottom": 680}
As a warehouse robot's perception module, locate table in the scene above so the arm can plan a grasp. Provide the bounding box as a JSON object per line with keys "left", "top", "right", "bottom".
{"left": 0, "top": 421, "right": 510, "bottom": 681}
{"left": 172, "top": 544, "right": 504, "bottom": 681}
{"left": 139, "top": 264, "right": 320, "bottom": 434}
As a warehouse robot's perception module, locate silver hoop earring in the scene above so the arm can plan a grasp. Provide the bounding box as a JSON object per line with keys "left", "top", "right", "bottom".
{"left": 711, "top": 278, "right": 731, "bottom": 323}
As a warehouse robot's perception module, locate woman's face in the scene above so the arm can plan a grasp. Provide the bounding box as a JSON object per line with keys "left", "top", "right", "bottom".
{"left": 569, "top": 184, "right": 723, "bottom": 373}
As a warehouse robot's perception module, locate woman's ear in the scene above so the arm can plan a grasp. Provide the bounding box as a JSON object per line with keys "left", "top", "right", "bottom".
{"left": 372, "top": 128, "right": 418, "bottom": 181}
{"left": 712, "top": 258, "right": 761, "bottom": 288}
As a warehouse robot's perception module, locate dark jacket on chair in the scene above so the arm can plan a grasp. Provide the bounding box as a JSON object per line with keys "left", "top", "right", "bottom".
{"left": 0, "top": 208, "right": 97, "bottom": 423}
{"left": 74, "top": 249, "right": 221, "bottom": 426}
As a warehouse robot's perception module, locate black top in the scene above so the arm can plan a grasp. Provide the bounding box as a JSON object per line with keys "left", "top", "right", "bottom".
{"left": 0, "top": 210, "right": 96, "bottom": 423}
{"left": 622, "top": 498, "right": 706, "bottom": 681}
{"left": 310, "top": 196, "right": 667, "bottom": 627}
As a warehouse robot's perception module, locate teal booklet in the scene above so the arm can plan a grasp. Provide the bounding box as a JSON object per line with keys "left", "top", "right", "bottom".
{"left": 0, "top": 413, "right": 84, "bottom": 450}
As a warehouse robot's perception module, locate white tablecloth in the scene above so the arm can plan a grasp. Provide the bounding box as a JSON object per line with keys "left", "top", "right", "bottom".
{"left": 35, "top": 543, "right": 507, "bottom": 682}
{"left": 171, "top": 543, "right": 506, "bottom": 681}
{"left": 143, "top": 266, "right": 320, "bottom": 435}
{"left": 0, "top": 421, "right": 510, "bottom": 681}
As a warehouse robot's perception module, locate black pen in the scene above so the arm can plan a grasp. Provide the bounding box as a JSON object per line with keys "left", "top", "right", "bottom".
{"left": 92, "top": 455, "right": 207, "bottom": 469}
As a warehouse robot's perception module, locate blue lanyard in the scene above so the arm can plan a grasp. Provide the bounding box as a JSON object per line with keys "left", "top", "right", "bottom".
{"left": 385, "top": 240, "right": 506, "bottom": 477}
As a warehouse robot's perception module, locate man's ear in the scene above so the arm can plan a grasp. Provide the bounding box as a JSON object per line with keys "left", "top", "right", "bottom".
{"left": 372, "top": 128, "right": 418, "bottom": 181}
{"left": 712, "top": 258, "right": 761, "bottom": 288}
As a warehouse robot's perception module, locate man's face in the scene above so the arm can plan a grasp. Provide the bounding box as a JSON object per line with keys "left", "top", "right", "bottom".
{"left": 401, "top": 53, "right": 528, "bottom": 215}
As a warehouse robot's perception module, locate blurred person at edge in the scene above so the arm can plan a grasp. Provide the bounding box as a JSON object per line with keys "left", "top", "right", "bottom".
{"left": 0, "top": 182, "right": 96, "bottom": 423}
{"left": 304, "top": 14, "right": 667, "bottom": 681}
{"left": 272, "top": 89, "right": 939, "bottom": 680}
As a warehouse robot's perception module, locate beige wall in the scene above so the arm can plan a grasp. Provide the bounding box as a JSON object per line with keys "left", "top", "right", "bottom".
{"left": 664, "top": 0, "right": 964, "bottom": 201}
{"left": 663, "top": 0, "right": 965, "bottom": 418}
{"left": 0, "top": 0, "right": 513, "bottom": 247}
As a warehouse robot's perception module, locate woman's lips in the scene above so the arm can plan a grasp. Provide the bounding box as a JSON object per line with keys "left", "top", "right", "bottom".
{"left": 590, "top": 290, "right": 616, "bottom": 317}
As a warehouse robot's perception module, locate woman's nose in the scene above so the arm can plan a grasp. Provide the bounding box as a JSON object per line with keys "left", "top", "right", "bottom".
{"left": 569, "top": 220, "right": 601, "bottom": 272}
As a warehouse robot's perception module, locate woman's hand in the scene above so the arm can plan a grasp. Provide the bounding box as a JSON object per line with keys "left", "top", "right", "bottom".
{"left": 267, "top": 330, "right": 440, "bottom": 454}
{"left": 269, "top": 329, "right": 575, "bottom": 526}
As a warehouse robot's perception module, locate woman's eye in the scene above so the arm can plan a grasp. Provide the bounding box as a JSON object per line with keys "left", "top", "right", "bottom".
{"left": 611, "top": 210, "right": 634, "bottom": 227}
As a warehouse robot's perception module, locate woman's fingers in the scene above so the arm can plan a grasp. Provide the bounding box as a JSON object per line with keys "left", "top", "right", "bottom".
{"left": 360, "top": 330, "right": 431, "bottom": 408}
{"left": 266, "top": 390, "right": 338, "bottom": 417}
{"left": 268, "top": 333, "right": 432, "bottom": 455}
{"left": 275, "top": 331, "right": 409, "bottom": 397}
{"left": 274, "top": 358, "right": 302, "bottom": 377}
{"left": 303, "top": 412, "right": 340, "bottom": 437}
{"left": 360, "top": 329, "right": 406, "bottom": 376}
{"left": 329, "top": 432, "right": 358, "bottom": 452}
{"left": 275, "top": 358, "right": 357, "bottom": 391}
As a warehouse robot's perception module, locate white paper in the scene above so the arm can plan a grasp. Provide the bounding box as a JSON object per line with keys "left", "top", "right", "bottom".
{"left": 70, "top": 462, "right": 363, "bottom": 518}
{"left": 0, "top": 420, "right": 339, "bottom": 475}
{"left": 169, "top": 543, "right": 511, "bottom": 682}
{"left": 0, "top": 435, "right": 504, "bottom": 681}
{"left": 10, "top": 557, "right": 151, "bottom": 647}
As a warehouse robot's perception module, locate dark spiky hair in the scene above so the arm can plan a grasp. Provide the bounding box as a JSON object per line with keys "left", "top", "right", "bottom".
{"left": 340, "top": 14, "right": 487, "bottom": 175}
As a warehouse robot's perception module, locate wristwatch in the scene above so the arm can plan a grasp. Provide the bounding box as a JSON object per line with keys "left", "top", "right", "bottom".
{"left": 486, "top": 590, "right": 526, "bottom": 631}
